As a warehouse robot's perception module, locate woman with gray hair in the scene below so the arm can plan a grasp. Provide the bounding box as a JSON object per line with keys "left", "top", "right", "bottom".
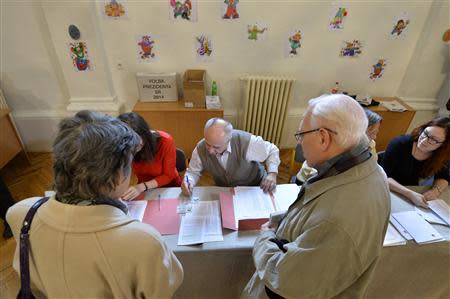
{"left": 6, "top": 110, "right": 183, "bottom": 298}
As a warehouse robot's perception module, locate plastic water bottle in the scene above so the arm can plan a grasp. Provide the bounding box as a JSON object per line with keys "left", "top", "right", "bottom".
{"left": 211, "top": 81, "right": 218, "bottom": 96}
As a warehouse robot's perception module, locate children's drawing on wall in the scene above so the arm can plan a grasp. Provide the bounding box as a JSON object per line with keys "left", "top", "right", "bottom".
{"left": 69, "top": 42, "right": 91, "bottom": 71}
{"left": 103, "top": 0, "right": 128, "bottom": 19}
{"left": 340, "top": 40, "right": 362, "bottom": 57}
{"left": 247, "top": 23, "right": 267, "bottom": 41}
{"left": 329, "top": 7, "right": 348, "bottom": 30}
{"left": 196, "top": 34, "right": 213, "bottom": 61}
{"left": 169, "top": 0, "right": 197, "bottom": 22}
{"left": 390, "top": 12, "right": 410, "bottom": 38}
{"left": 222, "top": 0, "right": 239, "bottom": 20}
{"left": 136, "top": 35, "right": 156, "bottom": 62}
{"left": 369, "top": 58, "right": 387, "bottom": 81}
{"left": 286, "top": 30, "right": 302, "bottom": 57}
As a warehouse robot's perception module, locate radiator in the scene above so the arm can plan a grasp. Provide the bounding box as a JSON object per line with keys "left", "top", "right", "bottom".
{"left": 240, "top": 76, "right": 295, "bottom": 145}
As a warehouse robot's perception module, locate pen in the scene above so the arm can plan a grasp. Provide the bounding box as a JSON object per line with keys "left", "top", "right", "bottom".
{"left": 158, "top": 194, "right": 161, "bottom": 211}
{"left": 186, "top": 176, "right": 192, "bottom": 197}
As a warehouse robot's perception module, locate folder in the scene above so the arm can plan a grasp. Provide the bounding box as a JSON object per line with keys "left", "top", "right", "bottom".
{"left": 142, "top": 198, "right": 181, "bottom": 235}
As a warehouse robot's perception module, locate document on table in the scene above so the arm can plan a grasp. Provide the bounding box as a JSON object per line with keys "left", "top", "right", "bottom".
{"left": 272, "top": 184, "right": 300, "bottom": 212}
{"left": 389, "top": 216, "right": 413, "bottom": 241}
{"left": 414, "top": 206, "right": 448, "bottom": 226}
{"left": 392, "top": 211, "right": 444, "bottom": 244}
{"left": 233, "top": 186, "right": 274, "bottom": 220}
{"left": 125, "top": 200, "right": 148, "bottom": 221}
{"left": 427, "top": 199, "right": 450, "bottom": 226}
{"left": 177, "top": 201, "right": 223, "bottom": 246}
{"left": 383, "top": 223, "right": 406, "bottom": 247}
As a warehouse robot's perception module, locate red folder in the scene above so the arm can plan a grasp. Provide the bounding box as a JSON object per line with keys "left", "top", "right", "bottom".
{"left": 142, "top": 198, "right": 180, "bottom": 235}
{"left": 219, "top": 192, "right": 273, "bottom": 231}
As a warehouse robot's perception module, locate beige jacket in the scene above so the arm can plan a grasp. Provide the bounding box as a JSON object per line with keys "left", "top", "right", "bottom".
{"left": 7, "top": 196, "right": 183, "bottom": 299}
{"left": 243, "top": 155, "right": 390, "bottom": 299}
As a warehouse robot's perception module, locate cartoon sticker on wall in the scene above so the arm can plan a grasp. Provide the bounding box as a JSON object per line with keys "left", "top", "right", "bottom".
{"left": 340, "top": 40, "right": 362, "bottom": 57}
{"left": 369, "top": 58, "right": 387, "bottom": 81}
{"left": 222, "top": 0, "right": 239, "bottom": 20}
{"left": 169, "top": 0, "right": 197, "bottom": 22}
{"left": 286, "top": 30, "right": 302, "bottom": 57}
{"left": 136, "top": 35, "right": 156, "bottom": 62}
{"left": 69, "top": 42, "right": 91, "bottom": 71}
{"left": 329, "top": 7, "right": 348, "bottom": 30}
{"left": 103, "top": 0, "right": 128, "bottom": 19}
{"left": 390, "top": 12, "right": 410, "bottom": 38}
{"left": 247, "top": 22, "right": 268, "bottom": 41}
{"left": 196, "top": 34, "right": 213, "bottom": 61}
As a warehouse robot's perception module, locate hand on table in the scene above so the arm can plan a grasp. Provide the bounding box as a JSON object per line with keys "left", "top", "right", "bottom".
{"left": 407, "top": 191, "right": 429, "bottom": 208}
{"left": 422, "top": 188, "right": 441, "bottom": 202}
{"left": 122, "top": 184, "right": 145, "bottom": 201}
{"left": 261, "top": 221, "right": 276, "bottom": 232}
{"left": 181, "top": 180, "right": 193, "bottom": 197}
{"left": 260, "top": 173, "right": 277, "bottom": 193}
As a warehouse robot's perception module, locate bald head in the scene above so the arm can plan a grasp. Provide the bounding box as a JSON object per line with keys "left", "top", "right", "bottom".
{"left": 204, "top": 118, "right": 233, "bottom": 155}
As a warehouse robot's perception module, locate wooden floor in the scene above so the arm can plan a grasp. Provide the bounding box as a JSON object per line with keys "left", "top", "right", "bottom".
{"left": 0, "top": 150, "right": 297, "bottom": 298}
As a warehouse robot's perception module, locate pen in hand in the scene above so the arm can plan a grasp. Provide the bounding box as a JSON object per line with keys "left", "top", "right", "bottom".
{"left": 186, "top": 176, "right": 193, "bottom": 197}
{"left": 158, "top": 194, "right": 161, "bottom": 211}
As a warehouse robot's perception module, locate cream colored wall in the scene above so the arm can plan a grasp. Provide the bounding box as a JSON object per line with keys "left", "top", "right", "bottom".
{"left": 1, "top": 0, "right": 448, "bottom": 151}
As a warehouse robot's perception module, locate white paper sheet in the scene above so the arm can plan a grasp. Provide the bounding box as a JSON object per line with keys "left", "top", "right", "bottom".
{"left": 389, "top": 215, "right": 413, "bottom": 240}
{"left": 177, "top": 201, "right": 223, "bottom": 246}
{"left": 125, "top": 200, "right": 147, "bottom": 221}
{"left": 392, "top": 211, "right": 444, "bottom": 244}
{"left": 427, "top": 199, "right": 450, "bottom": 226}
{"left": 383, "top": 223, "right": 407, "bottom": 247}
{"left": 272, "top": 184, "right": 300, "bottom": 212}
{"left": 414, "top": 206, "right": 448, "bottom": 226}
{"left": 233, "top": 186, "right": 274, "bottom": 220}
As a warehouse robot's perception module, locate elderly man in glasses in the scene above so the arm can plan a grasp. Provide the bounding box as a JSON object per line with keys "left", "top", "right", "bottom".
{"left": 242, "top": 94, "right": 390, "bottom": 299}
{"left": 181, "top": 118, "right": 280, "bottom": 196}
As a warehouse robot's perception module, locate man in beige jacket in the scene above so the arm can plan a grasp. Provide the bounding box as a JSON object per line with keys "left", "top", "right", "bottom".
{"left": 242, "top": 94, "right": 390, "bottom": 298}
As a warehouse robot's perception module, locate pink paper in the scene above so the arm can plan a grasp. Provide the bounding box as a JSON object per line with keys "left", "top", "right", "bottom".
{"left": 142, "top": 198, "right": 180, "bottom": 235}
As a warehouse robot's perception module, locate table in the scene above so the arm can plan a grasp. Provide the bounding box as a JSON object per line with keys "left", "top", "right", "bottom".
{"left": 0, "top": 109, "right": 29, "bottom": 169}
{"left": 145, "top": 186, "right": 450, "bottom": 299}
{"left": 133, "top": 101, "right": 223, "bottom": 157}
{"left": 370, "top": 97, "right": 416, "bottom": 152}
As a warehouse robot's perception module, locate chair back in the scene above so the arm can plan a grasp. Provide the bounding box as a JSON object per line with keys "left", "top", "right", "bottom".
{"left": 377, "top": 150, "right": 385, "bottom": 165}
{"left": 176, "top": 148, "right": 187, "bottom": 172}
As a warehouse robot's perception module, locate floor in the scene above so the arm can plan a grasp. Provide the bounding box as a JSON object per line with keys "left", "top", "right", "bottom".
{"left": 0, "top": 150, "right": 298, "bottom": 298}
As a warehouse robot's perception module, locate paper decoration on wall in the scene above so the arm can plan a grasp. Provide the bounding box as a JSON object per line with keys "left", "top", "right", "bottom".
{"left": 136, "top": 35, "right": 156, "bottom": 62}
{"left": 443, "top": 29, "right": 450, "bottom": 42}
{"left": 329, "top": 7, "right": 348, "bottom": 30}
{"left": 196, "top": 34, "right": 213, "bottom": 61}
{"left": 286, "top": 30, "right": 302, "bottom": 57}
{"left": 340, "top": 40, "right": 362, "bottom": 57}
{"left": 369, "top": 59, "right": 387, "bottom": 81}
{"left": 69, "top": 42, "right": 91, "bottom": 71}
{"left": 390, "top": 12, "right": 410, "bottom": 38}
{"left": 222, "top": 0, "right": 239, "bottom": 19}
{"left": 169, "top": 0, "right": 197, "bottom": 22}
{"left": 247, "top": 23, "right": 267, "bottom": 41}
{"left": 103, "top": 0, "right": 128, "bottom": 19}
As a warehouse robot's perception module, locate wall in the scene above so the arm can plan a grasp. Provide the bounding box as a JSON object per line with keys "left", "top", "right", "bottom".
{"left": 1, "top": 0, "right": 448, "bottom": 151}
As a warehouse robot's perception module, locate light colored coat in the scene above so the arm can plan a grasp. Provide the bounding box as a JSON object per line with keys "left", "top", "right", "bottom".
{"left": 243, "top": 155, "right": 390, "bottom": 299}
{"left": 7, "top": 196, "right": 183, "bottom": 299}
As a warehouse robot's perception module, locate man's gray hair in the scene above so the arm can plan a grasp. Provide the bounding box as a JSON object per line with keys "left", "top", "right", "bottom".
{"left": 204, "top": 117, "right": 233, "bottom": 138}
{"left": 53, "top": 110, "right": 140, "bottom": 204}
{"left": 308, "top": 94, "right": 369, "bottom": 148}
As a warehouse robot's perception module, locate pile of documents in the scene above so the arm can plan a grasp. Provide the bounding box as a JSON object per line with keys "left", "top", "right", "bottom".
{"left": 380, "top": 100, "right": 408, "bottom": 112}
{"left": 383, "top": 199, "right": 450, "bottom": 246}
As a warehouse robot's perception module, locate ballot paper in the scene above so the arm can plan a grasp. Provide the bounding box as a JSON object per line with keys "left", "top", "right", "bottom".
{"left": 383, "top": 223, "right": 407, "bottom": 247}
{"left": 125, "top": 200, "right": 148, "bottom": 221}
{"left": 392, "top": 211, "right": 444, "bottom": 244}
{"left": 414, "top": 206, "right": 448, "bottom": 226}
{"left": 177, "top": 201, "right": 223, "bottom": 246}
{"left": 427, "top": 199, "right": 450, "bottom": 226}
{"left": 233, "top": 187, "right": 275, "bottom": 220}
{"left": 389, "top": 216, "right": 413, "bottom": 240}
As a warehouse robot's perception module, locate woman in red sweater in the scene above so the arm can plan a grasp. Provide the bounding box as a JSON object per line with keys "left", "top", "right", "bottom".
{"left": 118, "top": 112, "right": 181, "bottom": 200}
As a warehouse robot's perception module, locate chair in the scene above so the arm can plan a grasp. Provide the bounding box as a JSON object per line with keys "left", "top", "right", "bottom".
{"left": 176, "top": 148, "right": 187, "bottom": 172}
{"left": 288, "top": 144, "right": 304, "bottom": 181}
{"left": 377, "top": 150, "right": 385, "bottom": 165}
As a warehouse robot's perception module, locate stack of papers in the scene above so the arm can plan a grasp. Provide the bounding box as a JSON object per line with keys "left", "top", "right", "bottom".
{"left": 392, "top": 211, "right": 444, "bottom": 244}
{"left": 178, "top": 201, "right": 223, "bottom": 245}
{"left": 381, "top": 100, "right": 408, "bottom": 112}
{"left": 428, "top": 199, "right": 450, "bottom": 226}
{"left": 383, "top": 223, "right": 407, "bottom": 247}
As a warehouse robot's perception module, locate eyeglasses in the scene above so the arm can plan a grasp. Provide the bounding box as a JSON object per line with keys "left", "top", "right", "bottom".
{"left": 421, "top": 130, "right": 445, "bottom": 145}
{"left": 294, "top": 128, "right": 338, "bottom": 141}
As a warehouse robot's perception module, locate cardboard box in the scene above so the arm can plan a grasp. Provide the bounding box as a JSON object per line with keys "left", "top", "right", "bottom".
{"left": 183, "top": 69, "right": 206, "bottom": 108}
{"left": 136, "top": 72, "right": 178, "bottom": 102}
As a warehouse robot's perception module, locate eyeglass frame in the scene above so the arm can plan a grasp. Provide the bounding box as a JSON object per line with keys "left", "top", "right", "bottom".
{"left": 294, "top": 127, "right": 338, "bottom": 142}
{"left": 421, "top": 129, "right": 445, "bottom": 145}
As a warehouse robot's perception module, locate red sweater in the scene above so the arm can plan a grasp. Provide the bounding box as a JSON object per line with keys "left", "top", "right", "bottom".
{"left": 133, "top": 131, "right": 182, "bottom": 187}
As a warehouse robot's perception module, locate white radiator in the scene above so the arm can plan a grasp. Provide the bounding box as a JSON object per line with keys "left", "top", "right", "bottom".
{"left": 240, "top": 76, "right": 295, "bottom": 145}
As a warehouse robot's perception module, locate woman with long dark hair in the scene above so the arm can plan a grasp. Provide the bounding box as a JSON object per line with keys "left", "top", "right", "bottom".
{"left": 118, "top": 112, "right": 181, "bottom": 200}
{"left": 381, "top": 116, "right": 450, "bottom": 207}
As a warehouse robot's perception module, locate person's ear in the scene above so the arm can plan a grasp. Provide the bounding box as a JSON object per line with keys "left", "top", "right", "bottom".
{"left": 318, "top": 128, "right": 332, "bottom": 150}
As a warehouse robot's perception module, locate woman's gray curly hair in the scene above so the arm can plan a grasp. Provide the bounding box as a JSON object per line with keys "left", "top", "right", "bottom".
{"left": 53, "top": 110, "right": 140, "bottom": 204}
